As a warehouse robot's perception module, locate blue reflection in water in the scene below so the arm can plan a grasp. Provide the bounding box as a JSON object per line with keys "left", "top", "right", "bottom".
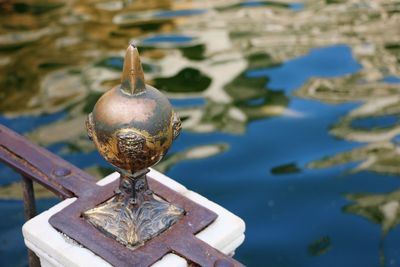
{"left": 247, "top": 45, "right": 362, "bottom": 92}
{"left": 290, "top": 3, "right": 305, "bottom": 11}
{"left": 170, "top": 97, "right": 206, "bottom": 108}
{"left": 141, "top": 35, "right": 194, "bottom": 45}
{"left": 100, "top": 56, "right": 123, "bottom": 70}
{"left": 246, "top": 98, "right": 266, "bottom": 106}
{"left": 153, "top": 9, "right": 206, "bottom": 18}
{"left": 352, "top": 115, "right": 399, "bottom": 129}
{"left": 241, "top": 1, "right": 273, "bottom": 7}
{"left": 240, "top": 1, "right": 304, "bottom": 11}
{"left": 165, "top": 45, "right": 400, "bottom": 266}
{"left": 0, "top": 199, "right": 59, "bottom": 267}
{"left": 383, "top": 75, "right": 400, "bottom": 84}
{"left": 0, "top": 112, "right": 65, "bottom": 134}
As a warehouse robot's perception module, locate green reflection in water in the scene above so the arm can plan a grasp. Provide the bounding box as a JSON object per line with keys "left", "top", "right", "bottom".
{"left": 153, "top": 67, "right": 211, "bottom": 93}
{"left": 307, "top": 235, "right": 331, "bottom": 257}
{"left": 10, "top": 2, "right": 64, "bottom": 15}
{"left": 344, "top": 190, "right": 400, "bottom": 266}
{"left": 179, "top": 44, "right": 205, "bottom": 61}
{"left": 217, "top": 1, "right": 290, "bottom": 11}
{"left": 271, "top": 162, "right": 301, "bottom": 175}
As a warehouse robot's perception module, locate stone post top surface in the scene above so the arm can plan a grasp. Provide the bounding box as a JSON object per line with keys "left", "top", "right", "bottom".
{"left": 23, "top": 168, "right": 245, "bottom": 267}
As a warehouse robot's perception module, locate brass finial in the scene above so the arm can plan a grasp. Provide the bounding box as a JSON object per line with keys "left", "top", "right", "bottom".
{"left": 120, "top": 43, "right": 146, "bottom": 95}
{"left": 83, "top": 43, "right": 183, "bottom": 248}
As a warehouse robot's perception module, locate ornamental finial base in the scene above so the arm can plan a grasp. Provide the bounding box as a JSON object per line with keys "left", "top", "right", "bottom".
{"left": 82, "top": 171, "right": 184, "bottom": 248}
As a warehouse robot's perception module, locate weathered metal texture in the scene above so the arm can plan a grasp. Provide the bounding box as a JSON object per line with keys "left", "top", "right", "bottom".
{"left": 21, "top": 175, "right": 37, "bottom": 222}
{"left": 87, "top": 44, "right": 180, "bottom": 173}
{"left": 83, "top": 173, "right": 185, "bottom": 248}
{"left": 0, "top": 124, "right": 95, "bottom": 198}
{"left": 0, "top": 124, "right": 245, "bottom": 267}
{"left": 21, "top": 175, "right": 41, "bottom": 267}
{"left": 84, "top": 44, "right": 186, "bottom": 247}
{"left": 50, "top": 175, "right": 243, "bottom": 267}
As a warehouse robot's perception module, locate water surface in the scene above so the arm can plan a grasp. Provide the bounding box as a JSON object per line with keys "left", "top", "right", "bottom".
{"left": 0, "top": 1, "right": 400, "bottom": 266}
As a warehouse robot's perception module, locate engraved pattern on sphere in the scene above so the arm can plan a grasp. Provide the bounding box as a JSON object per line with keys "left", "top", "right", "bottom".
{"left": 117, "top": 131, "right": 144, "bottom": 157}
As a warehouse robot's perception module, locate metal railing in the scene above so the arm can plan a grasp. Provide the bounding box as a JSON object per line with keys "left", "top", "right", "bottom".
{"left": 0, "top": 124, "right": 96, "bottom": 267}
{"left": 0, "top": 124, "right": 244, "bottom": 267}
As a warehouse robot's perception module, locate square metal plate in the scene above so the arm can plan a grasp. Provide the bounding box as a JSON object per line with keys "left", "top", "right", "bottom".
{"left": 49, "top": 175, "right": 242, "bottom": 267}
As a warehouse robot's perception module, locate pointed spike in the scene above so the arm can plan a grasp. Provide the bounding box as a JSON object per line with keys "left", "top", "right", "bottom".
{"left": 120, "top": 43, "right": 146, "bottom": 95}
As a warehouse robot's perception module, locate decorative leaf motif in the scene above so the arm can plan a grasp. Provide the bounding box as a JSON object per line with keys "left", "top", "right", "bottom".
{"left": 83, "top": 195, "right": 183, "bottom": 248}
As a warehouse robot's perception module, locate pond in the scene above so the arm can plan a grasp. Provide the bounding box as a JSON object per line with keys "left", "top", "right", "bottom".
{"left": 1, "top": 0, "right": 400, "bottom": 266}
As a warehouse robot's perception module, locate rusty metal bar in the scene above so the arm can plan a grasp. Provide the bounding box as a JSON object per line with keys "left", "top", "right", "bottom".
{"left": 0, "top": 124, "right": 96, "bottom": 198}
{"left": 21, "top": 175, "right": 40, "bottom": 267}
{"left": 21, "top": 175, "right": 37, "bottom": 219}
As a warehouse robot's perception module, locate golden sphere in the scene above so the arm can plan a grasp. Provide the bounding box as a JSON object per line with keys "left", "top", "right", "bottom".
{"left": 86, "top": 45, "right": 181, "bottom": 173}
